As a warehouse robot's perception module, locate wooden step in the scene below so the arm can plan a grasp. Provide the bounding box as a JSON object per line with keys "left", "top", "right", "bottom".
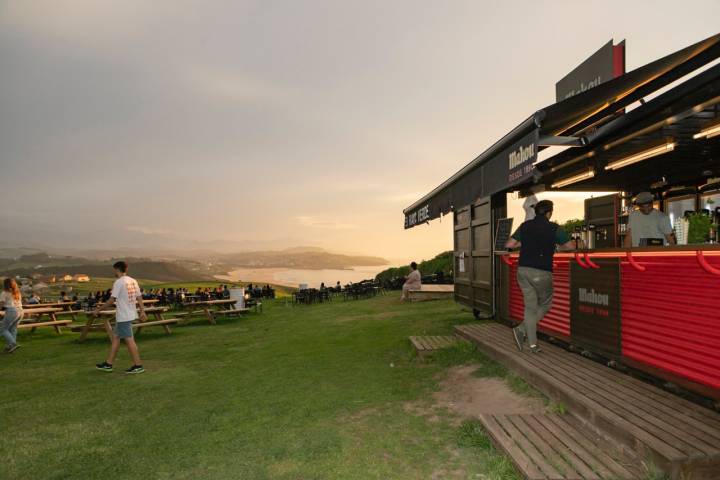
{"left": 456, "top": 322, "right": 720, "bottom": 480}
{"left": 480, "top": 413, "right": 636, "bottom": 479}
{"left": 409, "top": 335, "right": 462, "bottom": 357}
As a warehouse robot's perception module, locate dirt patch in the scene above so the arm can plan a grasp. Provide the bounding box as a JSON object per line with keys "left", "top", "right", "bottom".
{"left": 432, "top": 364, "right": 545, "bottom": 419}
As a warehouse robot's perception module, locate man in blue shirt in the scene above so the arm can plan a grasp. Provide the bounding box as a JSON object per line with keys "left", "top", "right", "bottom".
{"left": 505, "top": 200, "right": 576, "bottom": 353}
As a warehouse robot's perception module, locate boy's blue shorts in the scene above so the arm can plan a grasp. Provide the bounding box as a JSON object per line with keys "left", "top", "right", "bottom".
{"left": 113, "top": 321, "right": 134, "bottom": 339}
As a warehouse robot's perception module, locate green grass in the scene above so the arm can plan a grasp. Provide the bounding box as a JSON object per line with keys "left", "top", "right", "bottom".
{"left": 2, "top": 295, "right": 524, "bottom": 480}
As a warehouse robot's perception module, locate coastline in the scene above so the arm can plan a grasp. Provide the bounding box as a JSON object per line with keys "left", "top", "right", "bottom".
{"left": 216, "top": 265, "right": 388, "bottom": 289}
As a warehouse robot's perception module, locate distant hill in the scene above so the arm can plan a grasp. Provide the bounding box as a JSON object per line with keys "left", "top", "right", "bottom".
{"left": 0, "top": 247, "right": 389, "bottom": 278}
{"left": 216, "top": 249, "right": 388, "bottom": 270}
{"left": 0, "top": 256, "right": 213, "bottom": 283}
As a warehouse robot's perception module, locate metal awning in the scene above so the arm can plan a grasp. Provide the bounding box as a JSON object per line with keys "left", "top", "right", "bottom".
{"left": 535, "top": 63, "right": 720, "bottom": 193}
{"left": 403, "top": 32, "right": 720, "bottom": 229}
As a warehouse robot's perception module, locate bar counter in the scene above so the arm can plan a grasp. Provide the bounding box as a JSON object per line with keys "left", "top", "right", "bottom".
{"left": 501, "top": 245, "right": 720, "bottom": 399}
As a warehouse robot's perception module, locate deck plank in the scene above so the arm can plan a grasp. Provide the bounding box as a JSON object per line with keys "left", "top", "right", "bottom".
{"left": 474, "top": 325, "right": 688, "bottom": 462}
{"left": 480, "top": 414, "right": 548, "bottom": 480}
{"left": 457, "top": 323, "right": 720, "bottom": 479}
{"left": 521, "top": 415, "right": 603, "bottom": 480}
{"left": 479, "top": 325, "right": 711, "bottom": 457}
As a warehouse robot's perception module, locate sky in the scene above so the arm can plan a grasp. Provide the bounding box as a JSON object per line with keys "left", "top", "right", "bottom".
{"left": 1, "top": 1, "right": 719, "bottom": 263}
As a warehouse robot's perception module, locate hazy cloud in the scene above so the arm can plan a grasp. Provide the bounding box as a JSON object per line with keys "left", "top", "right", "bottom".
{"left": 1, "top": 1, "right": 719, "bottom": 261}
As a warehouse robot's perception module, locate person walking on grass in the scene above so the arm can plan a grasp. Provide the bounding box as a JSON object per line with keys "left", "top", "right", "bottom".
{"left": 1, "top": 278, "right": 23, "bottom": 354}
{"left": 504, "top": 200, "right": 576, "bottom": 353}
{"left": 93, "top": 261, "right": 147, "bottom": 374}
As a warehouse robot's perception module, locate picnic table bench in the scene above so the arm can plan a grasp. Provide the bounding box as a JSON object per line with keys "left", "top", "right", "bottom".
{"left": 1, "top": 307, "right": 70, "bottom": 333}
{"left": 182, "top": 299, "right": 240, "bottom": 324}
{"left": 23, "top": 301, "right": 76, "bottom": 310}
{"left": 74, "top": 306, "right": 179, "bottom": 342}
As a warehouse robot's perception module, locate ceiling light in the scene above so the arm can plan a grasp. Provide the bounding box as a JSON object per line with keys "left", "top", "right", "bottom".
{"left": 604, "top": 142, "right": 675, "bottom": 171}
{"left": 693, "top": 123, "right": 720, "bottom": 140}
{"left": 551, "top": 168, "right": 596, "bottom": 189}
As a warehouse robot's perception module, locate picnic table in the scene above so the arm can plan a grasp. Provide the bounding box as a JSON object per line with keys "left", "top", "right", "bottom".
{"left": 182, "top": 299, "right": 246, "bottom": 324}
{"left": 75, "top": 306, "right": 178, "bottom": 342}
{"left": 23, "top": 301, "right": 75, "bottom": 309}
{"left": 1, "top": 307, "right": 70, "bottom": 333}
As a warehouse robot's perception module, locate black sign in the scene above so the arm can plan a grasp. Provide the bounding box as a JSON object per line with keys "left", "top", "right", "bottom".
{"left": 404, "top": 203, "right": 431, "bottom": 229}
{"left": 482, "top": 129, "right": 539, "bottom": 196}
{"left": 494, "top": 218, "right": 514, "bottom": 251}
{"left": 556, "top": 40, "right": 625, "bottom": 102}
{"left": 570, "top": 258, "right": 621, "bottom": 356}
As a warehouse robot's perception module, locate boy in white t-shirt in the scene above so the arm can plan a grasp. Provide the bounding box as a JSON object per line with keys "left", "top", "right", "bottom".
{"left": 92, "top": 261, "right": 147, "bottom": 374}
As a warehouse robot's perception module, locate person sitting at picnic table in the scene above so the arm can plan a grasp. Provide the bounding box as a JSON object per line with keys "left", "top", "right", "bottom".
{"left": 400, "top": 262, "right": 422, "bottom": 301}
{"left": 59, "top": 291, "right": 70, "bottom": 302}
{"left": 1, "top": 278, "right": 23, "bottom": 354}
{"left": 26, "top": 293, "right": 41, "bottom": 305}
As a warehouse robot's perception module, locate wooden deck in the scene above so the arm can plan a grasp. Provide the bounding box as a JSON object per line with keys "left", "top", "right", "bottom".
{"left": 407, "top": 284, "right": 454, "bottom": 302}
{"left": 409, "top": 335, "right": 461, "bottom": 357}
{"left": 456, "top": 322, "right": 720, "bottom": 480}
{"left": 480, "top": 413, "right": 635, "bottom": 479}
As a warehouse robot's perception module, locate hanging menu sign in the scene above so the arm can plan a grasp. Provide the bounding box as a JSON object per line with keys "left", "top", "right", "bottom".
{"left": 494, "top": 218, "right": 514, "bottom": 251}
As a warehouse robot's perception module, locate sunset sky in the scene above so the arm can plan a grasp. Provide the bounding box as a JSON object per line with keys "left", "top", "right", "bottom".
{"left": 2, "top": 1, "right": 719, "bottom": 263}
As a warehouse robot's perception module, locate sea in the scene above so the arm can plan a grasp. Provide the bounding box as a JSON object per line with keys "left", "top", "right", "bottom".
{"left": 216, "top": 265, "right": 388, "bottom": 289}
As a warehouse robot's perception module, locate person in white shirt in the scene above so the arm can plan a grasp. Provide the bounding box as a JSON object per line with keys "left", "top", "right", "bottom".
{"left": 400, "top": 262, "right": 422, "bottom": 301}
{"left": 624, "top": 191, "right": 676, "bottom": 247}
{"left": 92, "top": 261, "right": 147, "bottom": 374}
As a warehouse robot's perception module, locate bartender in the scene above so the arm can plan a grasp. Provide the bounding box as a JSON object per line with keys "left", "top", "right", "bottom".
{"left": 624, "top": 191, "right": 676, "bottom": 247}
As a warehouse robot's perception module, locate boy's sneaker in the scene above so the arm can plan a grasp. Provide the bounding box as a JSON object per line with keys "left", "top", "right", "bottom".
{"left": 95, "top": 362, "right": 113, "bottom": 372}
{"left": 512, "top": 327, "right": 524, "bottom": 352}
{"left": 530, "top": 345, "right": 542, "bottom": 354}
{"left": 5, "top": 344, "right": 19, "bottom": 354}
{"left": 125, "top": 365, "right": 145, "bottom": 374}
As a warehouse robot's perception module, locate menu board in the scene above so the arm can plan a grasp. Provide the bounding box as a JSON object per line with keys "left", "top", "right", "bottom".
{"left": 494, "top": 218, "right": 514, "bottom": 251}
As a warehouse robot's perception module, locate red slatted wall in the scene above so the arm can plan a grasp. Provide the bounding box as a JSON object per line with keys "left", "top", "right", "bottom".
{"left": 621, "top": 255, "right": 720, "bottom": 391}
{"left": 508, "top": 260, "right": 571, "bottom": 339}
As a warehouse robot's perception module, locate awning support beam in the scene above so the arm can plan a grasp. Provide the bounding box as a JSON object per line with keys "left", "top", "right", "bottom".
{"left": 538, "top": 135, "right": 588, "bottom": 147}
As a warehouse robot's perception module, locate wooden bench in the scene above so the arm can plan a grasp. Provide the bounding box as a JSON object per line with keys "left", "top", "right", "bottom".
{"left": 456, "top": 322, "right": 720, "bottom": 480}
{"left": 134, "top": 318, "right": 179, "bottom": 334}
{"left": 210, "top": 308, "right": 249, "bottom": 320}
{"left": 407, "top": 285, "right": 454, "bottom": 302}
{"left": 17, "top": 319, "right": 73, "bottom": 330}
{"left": 4, "top": 307, "right": 67, "bottom": 333}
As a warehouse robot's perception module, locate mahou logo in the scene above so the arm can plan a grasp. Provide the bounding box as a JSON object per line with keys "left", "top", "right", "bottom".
{"left": 578, "top": 288, "right": 609, "bottom": 306}
{"left": 508, "top": 143, "right": 535, "bottom": 170}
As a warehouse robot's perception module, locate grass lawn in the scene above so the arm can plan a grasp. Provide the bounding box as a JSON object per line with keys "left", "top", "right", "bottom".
{"left": 3, "top": 295, "right": 524, "bottom": 480}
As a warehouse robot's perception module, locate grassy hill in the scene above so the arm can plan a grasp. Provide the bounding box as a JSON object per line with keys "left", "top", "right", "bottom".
{"left": 217, "top": 249, "right": 388, "bottom": 270}
{"left": 0, "top": 253, "right": 214, "bottom": 283}
{"left": 2, "top": 295, "right": 524, "bottom": 480}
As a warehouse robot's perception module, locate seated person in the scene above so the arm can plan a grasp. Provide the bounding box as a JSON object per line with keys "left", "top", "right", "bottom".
{"left": 400, "top": 262, "right": 422, "bottom": 301}
{"left": 26, "top": 293, "right": 41, "bottom": 305}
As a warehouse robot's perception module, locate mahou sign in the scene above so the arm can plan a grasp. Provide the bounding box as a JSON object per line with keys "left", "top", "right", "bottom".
{"left": 570, "top": 258, "right": 621, "bottom": 356}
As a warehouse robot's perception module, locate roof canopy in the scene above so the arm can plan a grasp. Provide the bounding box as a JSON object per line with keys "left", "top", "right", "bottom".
{"left": 536, "top": 64, "right": 720, "bottom": 194}
{"left": 403, "top": 32, "right": 720, "bottom": 229}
